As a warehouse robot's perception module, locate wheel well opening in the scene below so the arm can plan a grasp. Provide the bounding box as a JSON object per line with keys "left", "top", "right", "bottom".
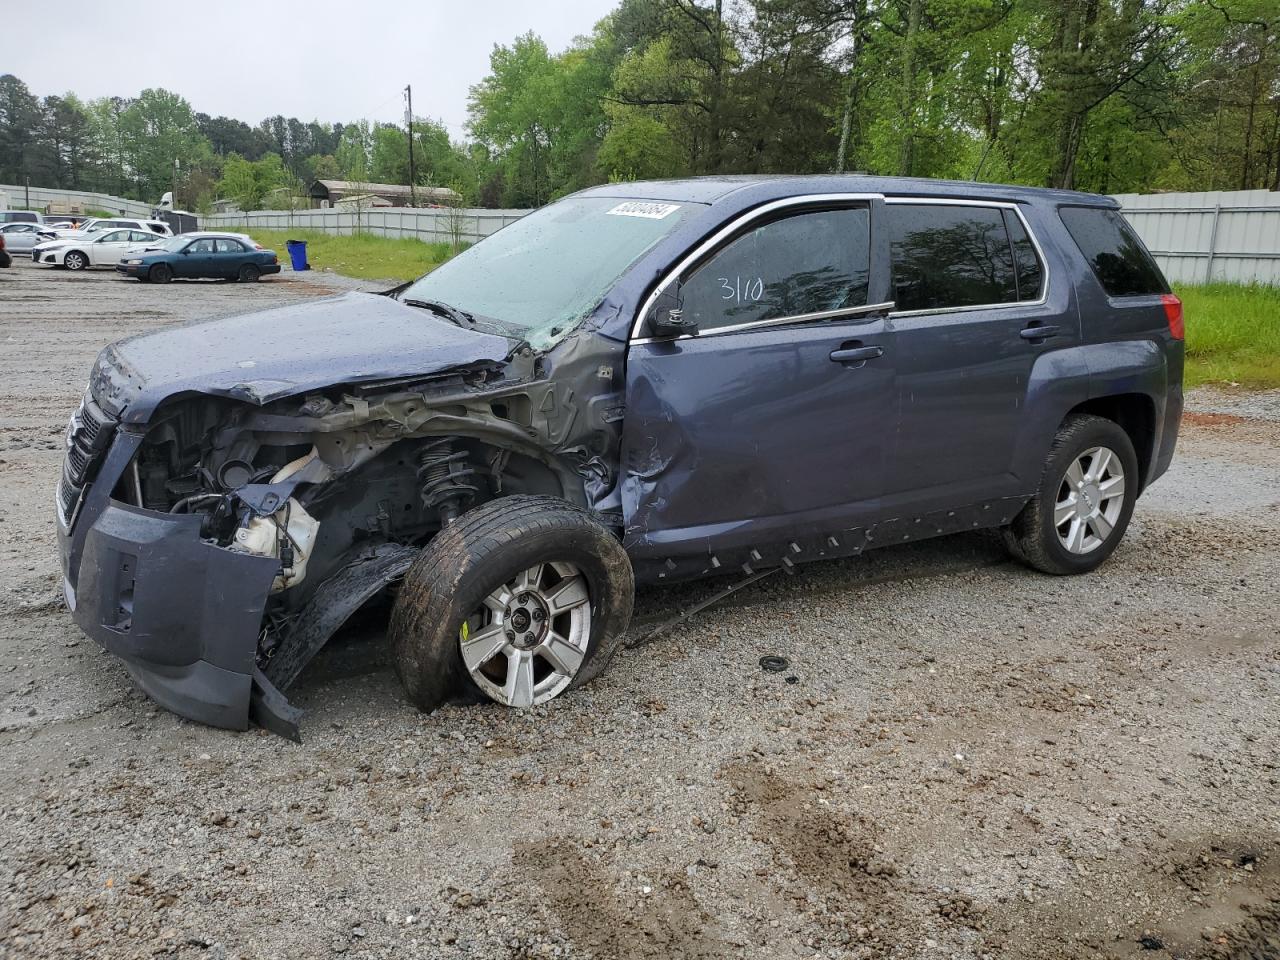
{"left": 1066, "top": 394, "right": 1156, "bottom": 490}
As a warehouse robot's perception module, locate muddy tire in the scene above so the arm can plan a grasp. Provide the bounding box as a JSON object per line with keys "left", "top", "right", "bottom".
{"left": 390, "top": 495, "right": 634, "bottom": 712}
{"left": 1003, "top": 414, "right": 1139, "bottom": 576}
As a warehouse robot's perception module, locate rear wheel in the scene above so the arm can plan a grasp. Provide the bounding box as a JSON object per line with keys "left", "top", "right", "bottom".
{"left": 149, "top": 263, "right": 172, "bottom": 284}
{"left": 64, "top": 251, "right": 87, "bottom": 271}
{"left": 390, "top": 495, "right": 634, "bottom": 711}
{"left": 238, "top": 263, "right": 261, "bottom": 283}
{"left": 1003, "top": 414, "right": 1139, "bottom": 575}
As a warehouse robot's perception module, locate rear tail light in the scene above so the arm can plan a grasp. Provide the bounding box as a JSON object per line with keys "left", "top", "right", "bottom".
{"left": 1160, "top": 294, "right": 1183, "bottom": 340}
{"left": 270, "top": 255, "right": 278, "bottom": 265}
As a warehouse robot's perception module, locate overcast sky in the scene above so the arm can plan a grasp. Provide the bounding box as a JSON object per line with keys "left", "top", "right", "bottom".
{"left": 9, "top": 0, "right": 618, "bottom": 138}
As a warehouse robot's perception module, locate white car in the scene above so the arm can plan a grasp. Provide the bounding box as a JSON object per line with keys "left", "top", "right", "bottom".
{"left": 0, "top": 222, "right": 45, "bottom": 253}
{"left": 31, "top": 228, "right": 171, "bottom": 271}
{"left": 37, "top": 217, "right": 173, "bottom": 242}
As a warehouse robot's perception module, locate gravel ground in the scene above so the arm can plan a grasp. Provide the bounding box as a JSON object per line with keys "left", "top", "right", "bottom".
{"left": 1, "top": 259, "right": 1277, "bottom": 960}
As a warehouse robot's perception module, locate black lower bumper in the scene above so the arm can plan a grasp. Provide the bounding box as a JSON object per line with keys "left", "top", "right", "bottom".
{"left": 58, "top": 459, "right": 282, "bottom": 731}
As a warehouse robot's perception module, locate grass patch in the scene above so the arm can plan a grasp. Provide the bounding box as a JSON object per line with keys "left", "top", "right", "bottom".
{"left": 237, "top": 229, "right": 463, "bottom": 282}
{"left": 1176, "top": 283, "right": 1280, "bottom": 389}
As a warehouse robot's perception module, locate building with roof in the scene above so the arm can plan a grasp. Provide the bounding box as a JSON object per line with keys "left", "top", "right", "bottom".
{"left": 308, "top": 180, "right": 461, "bottom": 209}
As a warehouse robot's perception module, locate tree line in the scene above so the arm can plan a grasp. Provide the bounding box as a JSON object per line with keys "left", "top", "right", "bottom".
{"left": 2, "top": 0, "right": 1276, "bottom": 212}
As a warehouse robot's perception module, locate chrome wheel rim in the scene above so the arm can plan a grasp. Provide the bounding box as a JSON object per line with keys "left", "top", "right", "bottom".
{"left": 1055, "top": 445, "right": 1125, "bottom": 554}
{"left": 459, "top": 562, "right": 591, "bottom": 708}
{"left": 66, "top": 253, "right": 84, "bottom": 270}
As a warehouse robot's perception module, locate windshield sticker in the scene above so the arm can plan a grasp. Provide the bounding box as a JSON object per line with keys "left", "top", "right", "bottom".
{"left": 606, "top": 201, "right": 681, "bottom": 220}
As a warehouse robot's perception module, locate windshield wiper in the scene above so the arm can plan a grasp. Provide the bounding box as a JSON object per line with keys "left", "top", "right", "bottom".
{"left": 402, "top": 297, "right": 474, "bottom": 329}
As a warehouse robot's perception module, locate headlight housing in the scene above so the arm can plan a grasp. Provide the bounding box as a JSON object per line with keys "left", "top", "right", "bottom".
{"left": 124, "top": 259, "right": 143, "bottom": 265}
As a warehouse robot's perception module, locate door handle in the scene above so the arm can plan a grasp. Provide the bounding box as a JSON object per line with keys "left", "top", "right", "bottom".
{"left": 1020, "top": 323, "right": 1060, "bottom": 341}
{"left": 830, "top": 345, "right": 884, "bottom": 363}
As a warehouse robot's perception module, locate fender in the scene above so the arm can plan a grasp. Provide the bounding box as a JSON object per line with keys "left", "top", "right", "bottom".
{"left": 1013, "top": 339, "right": 1170, "bottom": 493}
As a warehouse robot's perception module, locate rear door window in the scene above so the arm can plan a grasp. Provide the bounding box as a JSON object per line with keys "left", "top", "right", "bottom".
{"left": 888, "top": 203, "right": 1021, "bottom": 311}
{"left": 679, "top": 206, "right": 871, "bottom": 332}
{"left": 1059, "top": 206, "right": 1169, "bottom": 297}
{"left": 215, "top": 238, "right": 246, "bottom": 253}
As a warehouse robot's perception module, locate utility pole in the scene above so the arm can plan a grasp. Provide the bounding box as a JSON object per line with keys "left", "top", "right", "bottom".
{"left": 405, "top": 84, "right": 416, "bottom": 207}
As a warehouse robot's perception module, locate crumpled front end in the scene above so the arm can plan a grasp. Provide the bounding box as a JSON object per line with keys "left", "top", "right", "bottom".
{"left": 56, "top": 398, "right": 288, "bottom": 733}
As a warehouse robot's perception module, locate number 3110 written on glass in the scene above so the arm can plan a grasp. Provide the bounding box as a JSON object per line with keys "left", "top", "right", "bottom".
{"left": 719, "top": 276, "right": 765, "bottom": 302}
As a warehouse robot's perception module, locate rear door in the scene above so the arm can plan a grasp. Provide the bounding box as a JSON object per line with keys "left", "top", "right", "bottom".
{"left": 882, "top": 199, "right": 1073, "bottom": 515}
{"left": 620, "top": 199, "right": 895, "bottom": 574}
{"left": 214, "top": 237, "right": 248, "bottom": 277}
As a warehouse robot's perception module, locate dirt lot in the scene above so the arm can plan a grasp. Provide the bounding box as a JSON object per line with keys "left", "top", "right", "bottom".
{"left": 1, "top": 258, "right": 1277, "bottom": 960}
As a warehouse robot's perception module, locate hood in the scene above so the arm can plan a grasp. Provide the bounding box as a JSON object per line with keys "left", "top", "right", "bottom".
{"left": 93, "top": 291, "right": 514, "bottom": 423}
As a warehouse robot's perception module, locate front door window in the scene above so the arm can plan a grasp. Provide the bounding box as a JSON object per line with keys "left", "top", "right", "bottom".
{"left": 679, "top": 207, "right": 871, "bottom": 331}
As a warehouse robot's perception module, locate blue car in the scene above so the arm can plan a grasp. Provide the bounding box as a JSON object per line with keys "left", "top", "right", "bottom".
{"left": 116, "top": 232, "right": 281, "bottom": 283}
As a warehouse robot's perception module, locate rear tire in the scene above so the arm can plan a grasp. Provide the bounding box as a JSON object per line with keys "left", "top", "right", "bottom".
{"left": 64, "top": 251, "right": 87, "bottom": 271}
{"left": 149, "top": 263, "right": 172, "bottom": 284}
{"left": 1003, "top": 414, "right": 1139, "bottom": 575}
{"left": 238, "top": 264, "right": 261, "bottom": 283}
{"left": 390, "top": 495, "right": 634, "bottom": 712}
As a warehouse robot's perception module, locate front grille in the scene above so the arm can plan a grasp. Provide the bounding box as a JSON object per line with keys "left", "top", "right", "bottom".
{"left": 59, "top": 394, "right": 119, "bottom": 527}
{"left": 59, "top": 474, "right": 82, "bottom": 522}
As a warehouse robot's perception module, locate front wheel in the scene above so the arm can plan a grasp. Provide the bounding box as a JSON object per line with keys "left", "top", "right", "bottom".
{"left": 238, "top": 263, "right": 261, "bottom": 282}
{"left": 64, "top": 251, "right": 87, "bottom": 271}
{"left": 390, "top": 495, "right": 634, "bottom": 711}
{"left": 148, "top": 263, "right": 172, "bottom": 284}
{"left": 1003, "top": 414, "right": 1139, "bottom": 575}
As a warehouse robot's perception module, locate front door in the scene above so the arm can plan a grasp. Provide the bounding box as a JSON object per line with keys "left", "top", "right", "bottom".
{"left": 89, "top": 229, "right": 136, "bottom": 266}
{"left": 881, "top": 200, "right": 1076, "bottom": 515}
{"left": 620, "top": 201, "right": 894, "bottom": 578}
{"left": 176, "top": 237, "right": 217, "bottom": 277}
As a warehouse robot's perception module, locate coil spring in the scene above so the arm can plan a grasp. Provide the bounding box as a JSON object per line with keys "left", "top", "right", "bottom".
{"left": 417, "top": 438, "right": 478, "bottom": 525}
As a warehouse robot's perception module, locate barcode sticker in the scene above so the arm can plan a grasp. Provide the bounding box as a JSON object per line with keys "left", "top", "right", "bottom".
{"left": 606, "top": 201, "right": 681, "bottom": 220}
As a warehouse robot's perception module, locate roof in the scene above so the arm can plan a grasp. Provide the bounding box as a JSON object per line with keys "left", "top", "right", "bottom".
{"left": 311, "top": 180, "right": 460, "bottom": 199}
{"left": 575, "top": 174, "right": 1117, "bottom": 208}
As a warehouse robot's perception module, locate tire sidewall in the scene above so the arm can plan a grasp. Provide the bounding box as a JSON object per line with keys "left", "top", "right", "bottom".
{"left": 239, "top": 264, "right": 260, "bottom": 282}
{"left": 150, "top": 263, "right": 171, "bottom": 283}
{"left": 65, "top": 251, "right": 86, "bottom": 271}
{"left": 1033, "top": 418, "right": 1139, "bottom": 574}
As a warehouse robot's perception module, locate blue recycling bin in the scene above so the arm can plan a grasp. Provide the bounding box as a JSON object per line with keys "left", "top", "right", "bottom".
{"left": 285, "top": 239, "right": 309, "bottom": 271}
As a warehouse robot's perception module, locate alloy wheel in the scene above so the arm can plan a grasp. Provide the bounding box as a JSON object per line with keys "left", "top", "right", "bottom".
{"left": 1054, "top": 445, "right": 1125, "bottom": 554}
{"left": 458, "top": 561, "right": 592, "bottom": 708}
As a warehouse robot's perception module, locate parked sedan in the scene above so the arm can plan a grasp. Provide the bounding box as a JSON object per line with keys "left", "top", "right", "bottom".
{"left": 31, "top": 228, "right": 165, "bottom": 270}
{"left": 0, "top": 222, "right": 44, "bottom": 254}
{"left": 117, "top": 232, "right": 281, "bottom": 282}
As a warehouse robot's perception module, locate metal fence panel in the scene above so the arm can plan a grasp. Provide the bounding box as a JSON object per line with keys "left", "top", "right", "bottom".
{"left": 1113, "top": 189, "right": 1280, "bottom": 285}
{"left": 201, "top": 207, "right": 532, "bottom": 246}
{"left": 0, "top": 183, "right": 153, "bottom": 217}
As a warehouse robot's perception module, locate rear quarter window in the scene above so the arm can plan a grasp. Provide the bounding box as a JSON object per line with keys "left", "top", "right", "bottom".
{"left": 1059, "top": 206, "right": 1169, "bottom": 297}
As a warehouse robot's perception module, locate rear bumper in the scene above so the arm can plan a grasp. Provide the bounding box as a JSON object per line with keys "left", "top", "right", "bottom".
{"left": 57, "top": 433, "right": 280, "bottom": 730}
{"left": 262, "top": 264, "right": 281, "bottom": 276}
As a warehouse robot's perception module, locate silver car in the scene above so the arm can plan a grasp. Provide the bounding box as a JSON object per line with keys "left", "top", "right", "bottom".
{"left": 0, "top": 222, "right": 44, "bottom": 253}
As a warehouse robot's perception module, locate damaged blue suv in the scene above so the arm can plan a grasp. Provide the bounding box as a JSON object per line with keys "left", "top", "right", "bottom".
{"left": 56, "top": 176, "right": 1183, "bottom": 738}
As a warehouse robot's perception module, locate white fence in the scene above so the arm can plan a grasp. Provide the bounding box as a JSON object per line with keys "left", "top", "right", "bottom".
{"left": 1113, "top": 189, "right": 1280, "bottom": 285}
{"left": 0, "top": 183, "right": 153, "bottom": 217}
{"left": 202, "top": 207, "right": 531, "bottom": 245}
{"left": 6, "top": 180, "right": 1278, "bottom": 284}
